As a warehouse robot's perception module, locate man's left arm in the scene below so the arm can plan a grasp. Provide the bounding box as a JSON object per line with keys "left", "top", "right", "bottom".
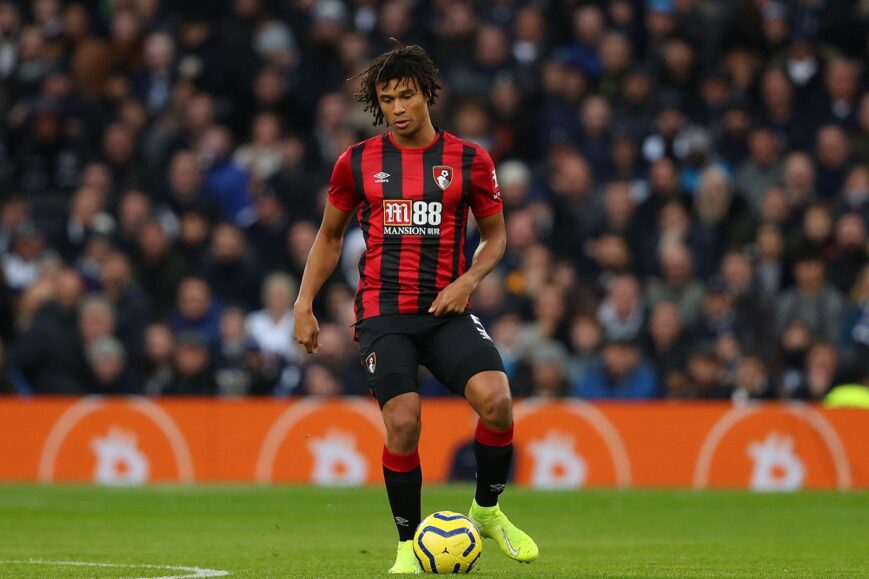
{"left": 429, "top": 211, "right": 506, "bottom": 317}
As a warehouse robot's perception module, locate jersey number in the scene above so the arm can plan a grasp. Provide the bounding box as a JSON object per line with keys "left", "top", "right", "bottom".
{"left": 412, "top": 201, "right": 442, "bottom": 226}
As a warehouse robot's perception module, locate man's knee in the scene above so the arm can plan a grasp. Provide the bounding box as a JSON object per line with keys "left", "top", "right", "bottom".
{"left": 382, "top": 394, "right": 421, "bottom": 452}
{"left": 471, "top": 374, "right": 513, "bottom": 429}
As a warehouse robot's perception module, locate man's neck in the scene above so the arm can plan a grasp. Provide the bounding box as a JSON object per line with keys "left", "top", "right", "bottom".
{"left": 391, "top": 123, "right": 437, "bottom": 149}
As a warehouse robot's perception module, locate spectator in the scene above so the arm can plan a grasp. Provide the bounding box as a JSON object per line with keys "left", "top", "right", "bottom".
{"left": 774, "top": 248, "right": 844, "bottom": 342}
{"left": 56, "top": 186, "right": 113, "bottom": 260}
{"left": 720, "top": 250, "right": 775, "bottom": 357}
{"left": 114, "top": 190, "right": 152, "bottom": 254}
{"left": 142, "top": 322, "right": 175, "bottom": 396}
{"left": 644, "top": 301, "right": 690, "bottom": 393}
{"left": 132, "top": 219, "right": 187, "bottom": 316}
{"left": 10, "top": 268, "right": 88, "bottom": 393}
{"left": 788, "top": 341, "right": 839, "bottom": 401}
{"left": 693, "top": 165, "right": 753, "bottom": 259}
{"left": 518, "top": 283, "right": 570, "bottom": 350}
{"left": 839, "top": 167, "right": 869, "bottom": 226}
{"left": 215, "top": 306, "right": 262, "bottom": 396}
{"left": 781, "top": 152, "right": 817, "bottom": 210}
{"left": 309, "top": 322, "right": 366, "bottom": 396}
{"left": 840, "top": 265, "right": 869, "bottom": 368}
{"left": 731, "top": 354, "right": 775, "bottom": 402}
{"left": 77, "top": 294, "right": 116, "bottom": 352}
{"left": 571, "top": 338, "right": 658, "bottom": 400}
{"left": 597, "top": 273, "right": 646, "bottom": 342}
{"left": 200, "top": 222, "right": 263, "bottom": 309}
{"left": 101, "top": 251, "right": 150, "bottom": 357}
{"left": 245, "top": 272, "right": 300, "bottom": 364}
{"left": 233, "top": 112, "right": 285, "bottom": 185}
{"left": 814, "top": 124, "right": 853, "bottom": 199}
{"left": 735, "top": 126, "right": 783, "bottom": 215}
{"left": 86, "top": 336, "right": 142, "bottom": 395}
{"left": 778, "top": 320, "right": 814, "bottom": 394}
{"left": 301, "top": 361, "right": 343, "bottom": 397}
{"left": 828, "top": 213, "right": 868, "bottom": 294}
{"left": 136, "top": 31, "right": 176, "bottom": 116}
{"left": 565, "top": 315, "right": 603, "bottom": 384}
{"left": 821, "top": 58, "right": 860, "bottom": 129}
{"left": 168, "top": 276, "right": 222, "bottom": 350}
{"left": 547, "top": 152, "right": 600, "bottom": 259}
{"left": 646, "top": 241, "right": 706, "bottom": 326}
{"left": 161, "top": 149, "right": 217, "bottom": 221}
{"left": 675, "top": 344, "right": 729, "bottom": 400}
{"left": 468, "top": 271, "right": 507, "bottom": 329}
{"left": 2, "top": 223, "right": 47, "bottom": 292}
{"left": 793, "top": 203, "right": 835, "bottom": 259}
{"left": 283, "top": 221, "right": 318, "bottom": 282}
{"left": 597, "top": 181, "right": 637, "bottom": 246}
{"left": 690, "top": 277, "right": 736, "bottom": 345}
{"left": 245, "top": 190, "right": 289, "bottom": 270}
{"left": 197, "top": 125, "right": 253, "bottom": 224}
{"left": 164, "top": 330, "right": 216, "bottom": 396}
{"left": 175, "top": 206, "right": 213, "bottom": 268}
{"left": 754, "top": 223, "right": 791, "bottom": 297}
{"left": 528, "top": 340, "right": 569, "bottom": 398}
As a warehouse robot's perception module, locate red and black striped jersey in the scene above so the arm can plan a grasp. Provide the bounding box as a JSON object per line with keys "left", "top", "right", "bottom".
{"left": 328, "top": 129, "right": 502, "bottom": 323}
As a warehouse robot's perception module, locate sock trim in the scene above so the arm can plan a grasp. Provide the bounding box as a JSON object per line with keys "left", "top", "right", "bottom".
{"left": 382, "top": 446, "right": 420, "bottom": 472}
{"left": 475, "top": 421, "right": 514, "bottom": 447}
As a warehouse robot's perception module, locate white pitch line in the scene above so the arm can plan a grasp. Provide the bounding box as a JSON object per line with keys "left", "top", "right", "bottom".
{"left": 0, "top": 559, "right": 229, "bottom": 578}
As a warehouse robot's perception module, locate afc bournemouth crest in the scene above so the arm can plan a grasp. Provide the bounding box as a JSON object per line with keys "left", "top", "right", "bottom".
{"left": 433, "top": 166, "right": 453, "bottom": 190}
{"left": 365, "top": 352, "right": 377, "bottom": 374}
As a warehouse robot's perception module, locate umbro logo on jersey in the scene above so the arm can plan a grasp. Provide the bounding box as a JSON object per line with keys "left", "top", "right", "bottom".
{"left": 373, "top": 171, "right": 390, "bottom": 183}
{"left": 365, "top": 352, "right": 376, "bottom": 374}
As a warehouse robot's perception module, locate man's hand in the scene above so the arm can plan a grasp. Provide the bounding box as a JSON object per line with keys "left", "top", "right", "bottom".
{"left": 429, "top": 277, "right": 475, "bottom": 317}
{"left": 293, "top": 305, "right": 320, "bottom": 354}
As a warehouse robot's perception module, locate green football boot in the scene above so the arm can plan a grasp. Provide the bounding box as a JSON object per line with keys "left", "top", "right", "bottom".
{"left": 468, "top": 499, "right": 539, "bottom": 563}
{"left": 387, "top": 540, "right": 421, "bottom": 574}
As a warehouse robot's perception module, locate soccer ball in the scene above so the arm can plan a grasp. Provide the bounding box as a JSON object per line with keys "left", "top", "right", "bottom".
{"left": 413, "top": 511, "right": 482, "bottom": 574}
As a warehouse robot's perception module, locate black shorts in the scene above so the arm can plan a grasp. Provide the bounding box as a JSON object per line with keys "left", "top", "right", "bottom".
{"left": 356, "top": 313, "right": 505, "bottom": 407}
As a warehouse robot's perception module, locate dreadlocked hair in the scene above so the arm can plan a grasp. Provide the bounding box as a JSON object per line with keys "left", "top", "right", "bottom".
{"left": 351, "top": 40, "right": 441, "bottom": 127}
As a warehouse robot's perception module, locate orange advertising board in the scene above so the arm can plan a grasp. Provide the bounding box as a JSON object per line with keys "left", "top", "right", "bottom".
{"left": 0, "top": 398, "right": 866, "bottom": 490}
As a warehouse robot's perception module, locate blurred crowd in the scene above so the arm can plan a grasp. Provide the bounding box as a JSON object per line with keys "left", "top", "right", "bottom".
{"left": 0, "top": 0, "right": 867, "bottom": 400}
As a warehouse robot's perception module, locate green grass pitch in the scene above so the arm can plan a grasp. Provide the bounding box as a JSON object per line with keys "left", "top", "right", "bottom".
{"left": 0, "top": 484, "right": 867, "bottom": 578}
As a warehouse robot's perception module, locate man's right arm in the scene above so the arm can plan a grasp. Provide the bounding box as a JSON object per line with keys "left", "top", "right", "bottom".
{"left": 293, "top": 200, "right": 355, "bottom": 354}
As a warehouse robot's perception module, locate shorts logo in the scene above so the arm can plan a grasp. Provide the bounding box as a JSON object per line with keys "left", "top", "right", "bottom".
{"left": 470, "top": 314, "right": 493, "bottom": 342}
{"left": 383, "top": 199, "right": 412, "bottom": 226}
{"left": 365, "top": 352, "right": 377, "bottom": 374}
{"left": 433, "top": 166, "right": 453, "bottom": 190}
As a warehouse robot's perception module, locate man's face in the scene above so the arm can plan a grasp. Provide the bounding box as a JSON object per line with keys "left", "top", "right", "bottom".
{"left": 178, "top": 280, "right": 211, "bottom": 320}
{"left": 376, "top": 78, "right": 430, "bottom": 137}
{"left": 602, "top": 344, "right": 639, "bottom": 378}
{"left": 93, "top": 354, "right": 124, "bottom": 384}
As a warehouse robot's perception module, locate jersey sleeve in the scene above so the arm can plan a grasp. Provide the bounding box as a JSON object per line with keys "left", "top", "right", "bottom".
{"left": 469, "top": 147, "right": 503, "bottom": 219}
{"left": 327, "top": 148, "right": 360, "bottom": 212}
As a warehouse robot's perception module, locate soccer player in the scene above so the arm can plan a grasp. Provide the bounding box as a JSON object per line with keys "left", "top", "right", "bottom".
{"left": 293, "top": 42, "right": 539, "bottom": 573}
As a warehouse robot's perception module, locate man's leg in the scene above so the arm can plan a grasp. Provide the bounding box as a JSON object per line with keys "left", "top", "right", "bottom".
{"left": 381, "top": 392, "right": 423, "bottom": 574}
{"left": 465, "top": 372, "right": 539, "bottom": 563}
{"left": 357, "top": 322, "right": 423, "bottom": 574}
{"left": 465, "top": 371, "right": 514, "bottom": 506}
